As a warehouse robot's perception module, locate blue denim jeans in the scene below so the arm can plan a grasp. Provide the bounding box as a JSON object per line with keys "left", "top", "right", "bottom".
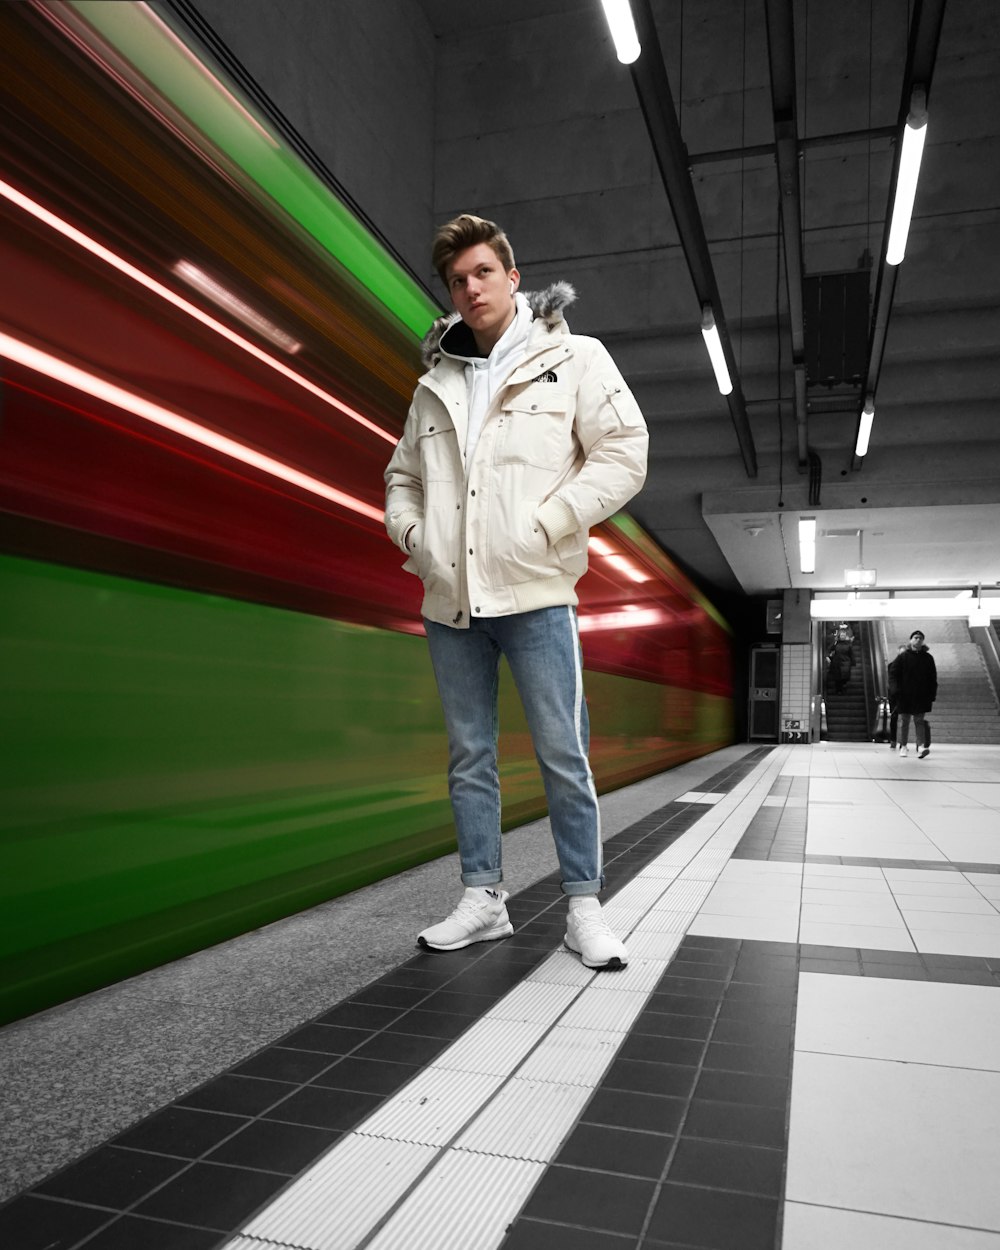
{"left": 424, "top": 606, "right": 603, "bottom": 895}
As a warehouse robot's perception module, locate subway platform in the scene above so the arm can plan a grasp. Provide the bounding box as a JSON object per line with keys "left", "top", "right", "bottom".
{"left": 2, "top": 741, "right": 999, "bottom": 1250}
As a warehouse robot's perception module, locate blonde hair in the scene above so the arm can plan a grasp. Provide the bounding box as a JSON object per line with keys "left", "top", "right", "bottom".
{"left": 431, "top": 214, "right": 515, "bottom": 285}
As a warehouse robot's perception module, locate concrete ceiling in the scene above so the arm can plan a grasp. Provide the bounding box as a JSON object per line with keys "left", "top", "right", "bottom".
{"left": 417, "top": 0, "right": 1000, "bottom": 607}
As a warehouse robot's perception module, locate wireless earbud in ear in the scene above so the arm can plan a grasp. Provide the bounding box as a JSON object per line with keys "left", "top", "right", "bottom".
{"left": 509, "top": 280, "right": 516, "bottom": 295}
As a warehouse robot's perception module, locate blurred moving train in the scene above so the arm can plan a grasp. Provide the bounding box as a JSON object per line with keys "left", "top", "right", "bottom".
{"left": 0, "top": 1, "right": 734, "bottom": 1025}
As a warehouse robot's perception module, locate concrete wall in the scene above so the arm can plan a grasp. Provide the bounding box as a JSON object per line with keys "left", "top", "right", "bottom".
{"left": 189, "top": 0, "right": 436, "bottom": 284}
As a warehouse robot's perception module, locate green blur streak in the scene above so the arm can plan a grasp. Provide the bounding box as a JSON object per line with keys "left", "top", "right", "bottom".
{"left": 68, "top": 1, "right": 439, "bottom": 339}
{"left": 0, "top": 555, "right": 729, "bottom": 1024}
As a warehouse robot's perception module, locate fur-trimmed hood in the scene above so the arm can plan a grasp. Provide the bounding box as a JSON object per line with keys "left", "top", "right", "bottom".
{"left": 420, "top": 281, "right": 576, "bottom": 369}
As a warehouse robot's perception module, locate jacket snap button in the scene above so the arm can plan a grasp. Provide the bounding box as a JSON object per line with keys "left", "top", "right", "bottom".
{"left": 531, "top": 404, "right": 537, "bottom": 411}
{"left": 475, "top": 607, "right": 481, "bottom": 613}
{"left": 428, "top": 425, "right": 435, "bottom": 431}
{"left": 470, "top": 489, "right": 476, "bottom": 496}
{"left": 469, "top": 548, "right": 473, "bottom": 555}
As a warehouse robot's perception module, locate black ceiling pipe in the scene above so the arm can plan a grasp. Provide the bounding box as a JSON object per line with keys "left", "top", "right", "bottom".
{"left": 627, "top": 0, "right": 758, "bottom": 478}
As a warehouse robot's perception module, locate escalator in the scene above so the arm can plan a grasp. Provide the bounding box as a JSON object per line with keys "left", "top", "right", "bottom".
{"left": 821, "top": 620, "right": 886, "bottom": 742}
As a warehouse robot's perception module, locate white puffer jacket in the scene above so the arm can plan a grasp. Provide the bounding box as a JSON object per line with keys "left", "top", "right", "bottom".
{"left": 384, "top": 283, "right": 648, "bottom": 628}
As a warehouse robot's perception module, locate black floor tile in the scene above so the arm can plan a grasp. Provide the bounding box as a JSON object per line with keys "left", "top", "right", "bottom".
{"left": 632, "top": 1009, "right": 714, "bottom": 1041}
{"left": 350, "top": 1029, "right": 449, "bottom": 1066}
{"left": 703, "top": 1041, "right": 792, "bottom": 1078}
{"left": 349, "top": 983, "right": 429, "bottom": 1009}
{"left": 710, "top": 1016, "right": 792, "bottom": 1050}
{"left": 693, "top": 1069, "right": 789, "bottom": 1110}
{"left": 417, "top": 988, "right": 501, "bottom": 1016}
{"left": 385, "top": 1008, "right": 477, "bottom": 1039}
{"left": 603, "top": 1057, "right": 699, "bottom": 1099}
{"left": 554, "top": 1122, "right": 673, "bottom": 1178}
{"left": 35, "top": 1145, "right": 186, "bottom": 1207}
{"left": 231, "top": 1046, "right": 337, "bottom": 1084}
{"left": 646, "top": 993, "right": 720, "bottom": 1019}
{"left": 666, "top": 959, "right": 733, "bottom": 982}
{"left": 315, "top": 1001, "right": 406, "bottom": 1030}
{"left": 716, "top": 998, "right": 794, "bottom": 1027}
{"left": 279, "top": 1022, "right": 372, "bottom": 1054}
{"left": 582, "top": 1087, "right": 686, "bottom": 1135}
{"left": 263, "top": 1084, "right": 383, "bottom": 1130}
{"left": 655, "top": 976, "right": 728, "bottom": 1000}
{"left": 73, "top": 1215, "right": 222, "bottom": 1249}
{"left": 669, "top": 1137, "right": 784, "bottom": 1197}
{"left": 646, "top": 1181, "right": 779, "bottom": 1249}
{"left": 134, "top": 1161, "right": 287, "bottom": 1231}
{"left": 682, "top": 1098, "right": 787, "bottom": 1150}
{"left": 503, "top": 1219, "right": 635, "bottom": 1248}
{"left": 177, "top": 1075, "right": 292, "bottom": 1118}
{"left": 618, "top": 1033, "right": 707, "bottom": 1067}
{"left": 0, "top": 1194, "right": 109, "bottom": 1250}
{"left": 520, "top": 1165, "right": 655, "bottom": 1237}
{"left": 111, "top": 1107, "right": 245, "bottom": 1158}
{"left": 310, "top": 1055, "right": 420, "bottom": 1095}
{"left": 207, "top": 1118, "right": 341, "bottom": 1173}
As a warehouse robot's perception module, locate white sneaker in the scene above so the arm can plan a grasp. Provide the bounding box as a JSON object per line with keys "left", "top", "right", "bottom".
{"left": 898, "top": 745, "right": 908, "bottom": 757}
{"left": 417, "top": 888, "right": 513, "bottom": 951}
{"left": 564, "top": 897, "right": 628, "bottom": 970}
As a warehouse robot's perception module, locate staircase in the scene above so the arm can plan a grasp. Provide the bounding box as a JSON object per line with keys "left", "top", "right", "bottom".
{"left": 888, "top": 620, "right": 1000, "bottom": 745}
{"left": 825, "top": 628, "right": 869, "bottom": 741}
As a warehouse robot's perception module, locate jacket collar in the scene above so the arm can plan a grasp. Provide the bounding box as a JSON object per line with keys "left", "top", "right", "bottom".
{"left": 420, "top": 281, "right": 577, "bottom": 370}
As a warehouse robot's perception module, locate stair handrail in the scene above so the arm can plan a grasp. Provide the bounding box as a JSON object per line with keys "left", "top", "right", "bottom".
{"left": 860, "top": 620, "right": 887, "bottom": 740}
{"left": 970, "top": 620, "right": 1000, "bottom": 714}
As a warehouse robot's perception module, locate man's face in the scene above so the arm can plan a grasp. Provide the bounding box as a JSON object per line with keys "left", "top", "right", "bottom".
{"left": 445, "top": 243, "right": 518, "bottom": 350}
{"left": 910, "top": 634, "right": 924, "bottom": 650}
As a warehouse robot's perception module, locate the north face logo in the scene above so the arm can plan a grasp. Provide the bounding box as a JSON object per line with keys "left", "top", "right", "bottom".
{"left": 532, "top": 369, "right": 558, "bottom": 383}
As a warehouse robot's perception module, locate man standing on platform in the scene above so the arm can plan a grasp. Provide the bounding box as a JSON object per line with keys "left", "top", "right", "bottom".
{"left": 385, "top": 213, "right": 648, "bottom": 969}
{"left": 895, "top": 629, "right": 937, "bottom": 758}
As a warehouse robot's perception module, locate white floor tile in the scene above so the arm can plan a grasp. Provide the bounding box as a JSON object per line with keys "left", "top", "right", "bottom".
{"left": 810, "top": 778, "right": 894, "bottom": 804}
{"left": 898, "top": 895, "right": 998, "bottom": 915}
{"left": 882, "top": 868, "right": 966, "bottom": 883}
{"left": 803, "top": 864, "right": 884, "bottom": 879}
{"left": 910, "top": 930, "right": 1000, "bottom": 958}
{"left": 454, "top": 1078, "right": 594, "bottom": 1157}
{"left": 782, "top": 1201, "right": 1000, "bottom": 1250}
{"left": 796, "top": 973, "right": 1000, "bottom": 1071}
{"left": 787, "top": 1051, "right": 1000, "bottom": 1230}
{"left": 925, "top": 834, "right": 1000, "bottom": 865}
{"left": 912, "top": 810, "right": 1000, "bottom": 835}
{"left": 888, "top": 879, "right": 984, "bottom": 897}
{"left": 899, "top": 911, "right": 1000, "bottom": 934}
{"left": 800, "top": 903, "right": 904, "bottom": 928}
{"left": 687, "top": 913, "right": 800, "bottom": 942}
{"left": 797, "top": 921, "right": 915, "bottom": 951}
{"left": 802, "top": 887, "right": 895, "bottom": 907}
{"left": 801, "top": 875, "right": 889, "bottom": 895}
{"left": 950, "top": 784, "right": 1000, "bottom": 807}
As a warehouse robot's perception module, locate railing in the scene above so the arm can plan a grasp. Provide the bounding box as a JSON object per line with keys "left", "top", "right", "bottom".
{"left": 971, "top": 620, "right": 1000, "bottom": 713}
{"left": 859, "top": 619, "right": 889, "bottom": 741}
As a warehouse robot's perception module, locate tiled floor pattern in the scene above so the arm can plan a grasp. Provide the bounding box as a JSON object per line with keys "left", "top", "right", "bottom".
{"left": 3, "top": 743, "right": 999, "bottom": 1249}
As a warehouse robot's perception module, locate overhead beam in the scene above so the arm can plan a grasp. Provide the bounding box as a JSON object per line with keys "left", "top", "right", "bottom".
{"left": 853, "top": 0, "right": 947, "bottom": 470}
{"left": 628, "top": 0, "right": 757, "bottom": 477}
{"left": 764, "top": 0, "right": 809, "bottom": 471}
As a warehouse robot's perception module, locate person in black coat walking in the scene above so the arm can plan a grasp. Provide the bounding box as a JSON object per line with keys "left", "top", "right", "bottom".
{"left": 886, "top": 644, "right": 908, "bottom": 748}
{"left": 895, "top": 629, "right": 938, "bottom": 758}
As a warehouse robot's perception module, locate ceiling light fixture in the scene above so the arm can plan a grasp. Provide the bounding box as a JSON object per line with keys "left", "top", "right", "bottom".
{"left": 855, "top": 393, "right": 875, "bottom": 457}
{"left": 0, "top": 331, "right": 385, "bottom": 524}
{"left": 886, "top": 86, "right": 929, "bottom": 265}
{"left": 600, "top": 0, "right": 641, "bottom": 64}
{"left": 798, "top": 516, "right": 816, "bottom": 574}
{"left": 700, "top": 305, "right": 733, "bottom": 395}
{"left": 811, "top": 598, "right": 999, "bottom": 621}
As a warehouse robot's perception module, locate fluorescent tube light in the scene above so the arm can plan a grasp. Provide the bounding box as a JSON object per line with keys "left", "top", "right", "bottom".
{"left": 600, "top": 0, "right": 641, "bottom": 64}
{"left": 812, "top": 598, "right": 999, "bottom": 621}
{"left": 886, "top": 87, "right": 928, "bottom": 265}
{"left": 700, "top": 305, "right": 733, "bottom": 396}
{"left": 856, "top": 394, "right": 875, "bottom": 457}
{"left": 798, "top": 516, "right": 816, "bottom": 574}
{"left": 844, "top": 568, "right": 877, "bottom": 587}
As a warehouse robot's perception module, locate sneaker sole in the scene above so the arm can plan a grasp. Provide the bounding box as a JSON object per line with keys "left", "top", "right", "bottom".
{"left": 563, "top": 938, "right": 628, "bottom": 971}
{"left": 417, "top": 922, "right": 513, "bottom": 952}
